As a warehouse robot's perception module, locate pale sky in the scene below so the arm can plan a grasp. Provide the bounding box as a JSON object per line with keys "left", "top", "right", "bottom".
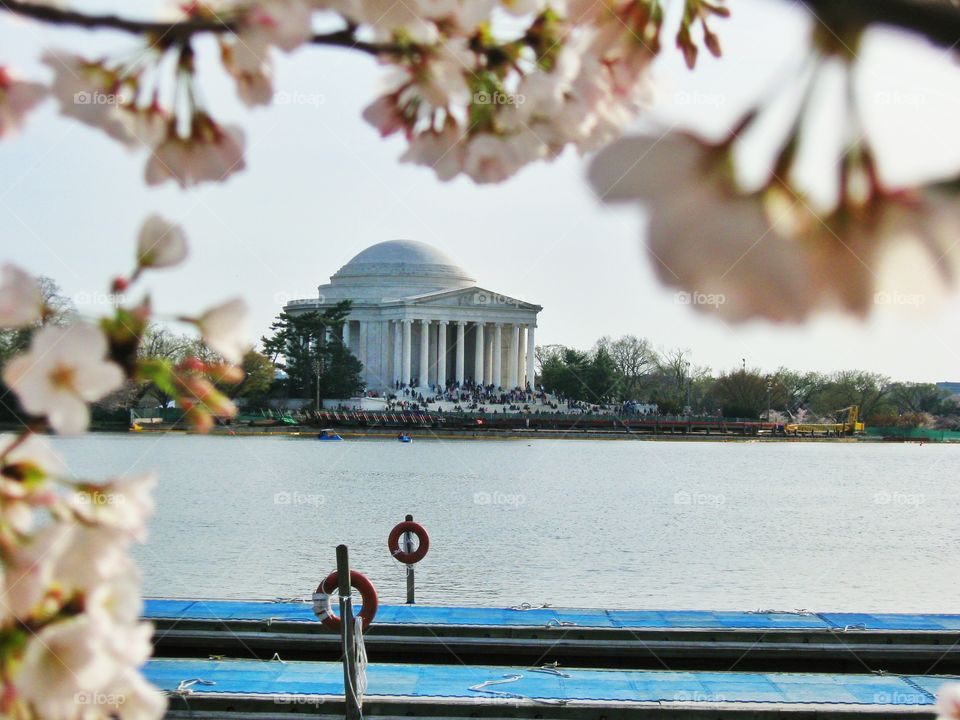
{"left": 1, "top": 0, "right": 958, "bottom": 382}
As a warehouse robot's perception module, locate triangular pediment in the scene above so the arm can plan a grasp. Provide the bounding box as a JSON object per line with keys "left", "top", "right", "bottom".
{"left": 396, "top": 286, "right": 541, "bottom": 310}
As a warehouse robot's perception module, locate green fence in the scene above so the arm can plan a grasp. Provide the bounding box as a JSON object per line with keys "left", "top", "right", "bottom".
{"left": 865, "top": 426, "right": 960, "bottom": 441}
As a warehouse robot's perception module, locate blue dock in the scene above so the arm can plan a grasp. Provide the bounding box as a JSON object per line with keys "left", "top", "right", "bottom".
{"left": 147, "top": 657, "right": 956, "bottom": 718}
{"left": 145, "top": 598, "right": 960, "bottom": 631}
{"left": 146, "top": 599, "right": 960, "bottom": 674}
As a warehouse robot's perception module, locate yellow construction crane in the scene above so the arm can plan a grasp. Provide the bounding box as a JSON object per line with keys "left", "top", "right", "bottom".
{"left": 784, "top": 406, "right": 865, "bottom": 437}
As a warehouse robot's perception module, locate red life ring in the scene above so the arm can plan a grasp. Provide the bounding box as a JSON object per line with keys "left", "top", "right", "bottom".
{"left": 312, "top": 570, "right": 378, "bottom": 632}
{"left": 388, "top": 521, "right": 430, "bottom": 564}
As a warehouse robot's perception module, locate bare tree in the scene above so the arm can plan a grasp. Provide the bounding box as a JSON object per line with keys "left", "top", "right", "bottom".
{"left": 596, "top": 335, "right": 657, "bottom": 400}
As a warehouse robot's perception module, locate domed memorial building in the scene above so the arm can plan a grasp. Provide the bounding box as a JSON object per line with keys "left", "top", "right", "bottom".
{"left": 285, "top": 240, "right": 542, "bottom": 393}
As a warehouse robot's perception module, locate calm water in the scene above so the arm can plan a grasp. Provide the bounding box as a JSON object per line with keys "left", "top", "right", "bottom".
{"left": 54, "top": 434, "right": 960, "bottom": 613}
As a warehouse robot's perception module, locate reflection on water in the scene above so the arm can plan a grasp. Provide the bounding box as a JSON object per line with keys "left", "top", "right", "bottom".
{"left": 56, "top": 434, "right": 960, "bottom": 612}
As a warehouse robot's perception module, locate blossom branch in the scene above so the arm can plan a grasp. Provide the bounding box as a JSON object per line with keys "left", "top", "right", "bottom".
{"left": 799, "top": 0, "right": 960, "bottom": 50}
{"left": 0, "top": 0, "right": 397, "bottom": 55}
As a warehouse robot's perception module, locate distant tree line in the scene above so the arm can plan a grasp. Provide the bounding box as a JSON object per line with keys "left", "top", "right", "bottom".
{"left": 0, "top": 281, "right": 365, "bottom": 422}
{"left": 537, "top": 335, "right": 959, "bottom": 428}
{"left": 3, "top": 279, "right": 952, "bottom": 428}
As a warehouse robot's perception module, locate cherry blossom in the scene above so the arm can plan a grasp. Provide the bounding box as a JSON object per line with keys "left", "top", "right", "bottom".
{"left": 0, "top": 66, "right": 47, "bottom": 138}
{"left": 101, "top": 668, "right": 168, "bottom": 720}
{"left": 70, "top": 473, "right": 157, "bottom": 543}
{"left": 56, "top": 524, "right": 135, "bottom": 591}
{"left": 400, "top": 124, "right": 466, "bottom": 181}
{"left": 937, "top": 683, "right": 960, "bottom": 720}
{"left": 220, "top": 34, "right": 274, "bottom": 106}
{"left": 589, "top": 133, "right": 820, "bottom": 322}
{"left": 136, "top": 215, "right": 189, "bottom": 270}
{"left": 2, "top": 322, "right": 125, "bottom": 434}
{"left": 0, "top": 262, "right": 44, "bottom": 327}
{"left": 193, "top": 298, "right": 251, "bottom": 364}
{"left": 145, "top": 115, "right": 247, "bottom": 188}
{"left": 116, "top": 102, "right": 170, "bottom": 150}
{"left": 462, "top": 131, "right": 547, "bottom": 184}
{"left": 338, "top": 0, "right": 441, "bottom": 43}
{"left": 589, "top": 132, "right": 960, "bottom": 322}
{"left": 1, "top": 523, "right": 71, "bottom": 619}
{"left": 0, "top": 432, "right": 65, "bottom": 480}
{"left": 41, "top": 50, "right": 135, "bottom": 145}
{"left": 0, "top": 433, "right": 63, "bottom": 533}
{"left": 14, "top": 616, "right": 118, "bottom": 719}
{"left": 243, "top": 0, "right": 316, "bottom": 52}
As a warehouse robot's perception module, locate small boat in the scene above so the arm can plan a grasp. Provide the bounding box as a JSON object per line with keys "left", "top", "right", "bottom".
{"left": 317, "top": 429, "right": 343, "bottom": 441}
{"left": 397, "top": 433, "right": 413, "bottom": 443}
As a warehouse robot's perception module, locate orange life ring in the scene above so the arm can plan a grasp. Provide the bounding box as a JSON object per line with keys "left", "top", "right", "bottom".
{"left": 312, "top": 570, "right": 378, "bottom": 632}
{"left": 388, "top": 521, "right": 430, "bottom": 564}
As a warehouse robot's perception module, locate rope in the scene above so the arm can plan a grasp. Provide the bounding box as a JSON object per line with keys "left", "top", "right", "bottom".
{"left": 469, "top": 674, "right": 524, "bottom": 698}
{"left": 531, "top": 663, "right": 571, "bottom": 678}
{"left": 468, "top": 673, "right": 568, "bottom": 706}
{"left": 354, "top": 615, "right": 369, "bottom": 703}
{"left": 747, "top": 609, "right": 814, "bottom": 615}
{"left": 174, "top": 678, "right": 216, "bottom": 695}
{"left": 509, "top": 602, "right": 552, "bottom": 611}
{"left": 544, "top": 619, "right": 577, "bottom": 628}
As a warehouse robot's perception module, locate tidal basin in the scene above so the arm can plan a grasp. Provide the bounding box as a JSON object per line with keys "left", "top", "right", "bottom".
{"left": 56, "top": 434, "right": 960, "bottom": 613}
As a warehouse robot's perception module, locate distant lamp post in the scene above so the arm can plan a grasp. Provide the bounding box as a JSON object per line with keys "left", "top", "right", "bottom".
{"left": 314, "top": 358, "right": 321, "bottom": 411}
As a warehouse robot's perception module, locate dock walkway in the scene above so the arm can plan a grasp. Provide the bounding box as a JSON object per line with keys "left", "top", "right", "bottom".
{"left": 147, "top": 657, "right": 957, "bottom": 718}
{"left": 146, "top": 599, "right": 960, "bottom": 674}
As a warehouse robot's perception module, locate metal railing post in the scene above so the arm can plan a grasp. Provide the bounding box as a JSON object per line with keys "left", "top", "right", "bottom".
{"left": 336, "top": 544, "right": 361, "bottom": 720}
{"left": 404, "top": 514, "right": 415, "bottom": 604}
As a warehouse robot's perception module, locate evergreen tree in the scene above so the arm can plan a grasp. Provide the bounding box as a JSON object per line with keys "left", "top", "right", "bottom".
{"left": 261, "top": 301, "right": 364, "bottom": 402}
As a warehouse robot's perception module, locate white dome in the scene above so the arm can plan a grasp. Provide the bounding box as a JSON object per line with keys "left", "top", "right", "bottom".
{"left": 333, "top": 240, "right": 474, "bottom": 286}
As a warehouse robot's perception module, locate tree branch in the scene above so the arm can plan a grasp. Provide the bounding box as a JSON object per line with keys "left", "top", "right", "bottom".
{"left": 2, "top": 0, "right": 957, "bottom": 55}
{"left": 0, "top": 0, "right": 396, "bottom": 55}
{"left": 798, "top": 0, "right": 960, "bottom": 50}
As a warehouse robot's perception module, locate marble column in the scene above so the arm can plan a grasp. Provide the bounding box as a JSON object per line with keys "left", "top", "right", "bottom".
{"left": 455, "top": 321, "right": 465, "bottom": 385}
{"left": 473, "top": 322, "right": 485, "bottom": 385}
{"left": 342, "top": 320, "right": 351, "bottom": 348}
{"left": 484, "top": 330, "right": 493, "bottom": 385}
{"left": 392, "top": 321, "right": 402, "bottom": 385}
{"left": 437, "top": 321, "right": 448, "bottom": 388}
{"left": 493, "top": 323, "right": 503, "bottom": 389}
{"left": 428, "top": 320, "right": 438, "bottom": 385}
{"left": 508, "top": 323, "right": 520, "bottom": 388}
{"left": 419, "top": 319, "right": 430, "bottom": 388}
{"left": 358, "top": 321, "right": 368, "bottom": 372}
{"left": 526, "top": 325, "right": 536, "bottom": 390}
{"left": 401, "top": 319, "right": 412, "bottom": 386}
{"left": 517, "top": 325, "right": 527, "bottom": 388}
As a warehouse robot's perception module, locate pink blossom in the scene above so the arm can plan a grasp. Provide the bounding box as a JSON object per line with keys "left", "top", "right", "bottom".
{"left": 221, "top": 34, "right": 274, "bottom": 106}
{"left": 0, "top": 263, "right": 44, "bottom": 328}
{"left": 194, "top": 298, "right": 251, "bottom": 364}
{"left": 2, "top": 322, "right": 125, "bottom": 434}
{"left": 589, "top": 133, "right": 816, "bottom": 322}
{"left": 362, "top": 94, "right": 406, "bottom": 138}
{"left": 41, "top": 50, "right": 135, "bottom": 145}
{"left": 0, "top": 67, "right": 47, "bottom": 139}
{"left": 462, "top": 131, "right": 546, "bottom": 184}
{"left": 400, "top": 125, "right": 466, "bottom": 181}
{"left": 937, "top": 683, "right": 960, "bottom": 720}
{"left": 145, "top": 115, "right": 246, "bottom": 188}
{"left": 244, "top": 0, "right": 315, "bottom": 52}
{"left": 137, "top": 215, "right": 189, "bottom": 269}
